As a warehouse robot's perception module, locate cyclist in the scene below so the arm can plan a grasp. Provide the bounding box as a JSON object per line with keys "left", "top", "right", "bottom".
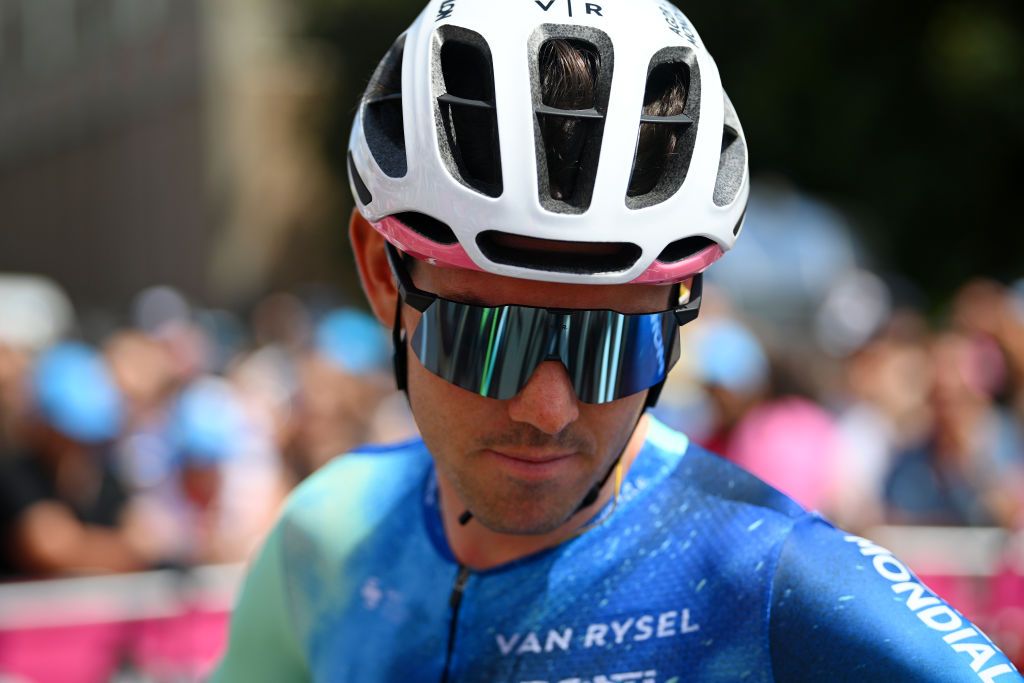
{"left": 214, "top": 0, "right": 1021, "bottom": 680}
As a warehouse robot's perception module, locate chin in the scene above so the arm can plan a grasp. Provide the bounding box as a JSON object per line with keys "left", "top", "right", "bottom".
{"left": 474, "top": 511, "right": 569, "bottom": 536}
{"left": 465, "top": 493, "right": 583, "bottom": 536}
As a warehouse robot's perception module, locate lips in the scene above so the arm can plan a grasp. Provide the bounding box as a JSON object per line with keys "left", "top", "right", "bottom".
{"left": 491, "top": 450, "right": 575, "bottom": 464}
{"left": 483, "top": 449, "right": 578, "bottom": 481}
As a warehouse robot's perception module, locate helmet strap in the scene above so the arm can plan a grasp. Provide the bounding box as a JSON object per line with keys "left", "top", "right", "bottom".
{"left": 644, "top": 379, "right": 666, "bottom": 409}
{"left": 573, "top": 405, "right": 645, "bottom": 513}
{"left": 392, "top": 293, "right": 408, "bottom": 395}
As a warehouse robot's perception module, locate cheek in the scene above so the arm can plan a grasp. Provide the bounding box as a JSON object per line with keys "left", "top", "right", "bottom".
{"left": 584, "top": 393, "right": 647, "bottom": 439}
{"left": 405, "top": 343, "right": 495, "bottom": 442}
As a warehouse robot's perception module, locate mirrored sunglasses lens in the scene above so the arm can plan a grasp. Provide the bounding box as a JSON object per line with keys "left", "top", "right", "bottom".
{"left": 411, "top": 302, "right": 679, "bottom": 404}
{"left": 411, "top": 301, "right": 548, "bottom": 399}
{"left": 564, "top": 311, "right": 678, "bottom": 404}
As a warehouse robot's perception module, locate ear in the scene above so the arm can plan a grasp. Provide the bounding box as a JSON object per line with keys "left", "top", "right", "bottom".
{"left": 350, "top": 210, "right": 398, "bottom": 327}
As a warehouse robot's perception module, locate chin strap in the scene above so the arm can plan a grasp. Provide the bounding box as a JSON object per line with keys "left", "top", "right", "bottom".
{"left": 572, "top": 407, "right": 644, "bottom": 514}
{"left": 567, "top": 458, "right": 625, "bottom": 540}
{"left": 644, "top": 380, "right": 667, "bottom": 409}
{"left": 392, "top": 293, "right": 409, "bottom": 395}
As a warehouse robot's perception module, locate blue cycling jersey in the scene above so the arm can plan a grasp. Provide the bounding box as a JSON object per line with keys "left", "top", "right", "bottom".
{"left": 213, "top": 418, "right": 1020, "bottom": 682}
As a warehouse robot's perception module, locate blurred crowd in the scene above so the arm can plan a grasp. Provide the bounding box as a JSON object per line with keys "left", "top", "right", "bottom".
{"left": 0, "top": 278, "right": 416, "bottom": 580}
{"left": 1, "top": 269, "right": 1024, "bottom": 582}
{"left": 656, "top": 276, "right": 1024, "bottom": 533}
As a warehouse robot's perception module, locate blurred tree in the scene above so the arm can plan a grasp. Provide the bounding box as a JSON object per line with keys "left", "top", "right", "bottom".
{"left": 293, "top": 0, "right": 1024, "bottom": 305}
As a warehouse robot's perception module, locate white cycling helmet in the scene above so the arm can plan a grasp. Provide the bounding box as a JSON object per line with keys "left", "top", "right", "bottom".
{"left": 347, "top": 0, "right": 748, "bottom": 285}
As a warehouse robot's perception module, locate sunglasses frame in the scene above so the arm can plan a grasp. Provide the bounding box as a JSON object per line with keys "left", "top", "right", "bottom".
{"left": 385, "top": 242, "right": 703, "bottom": 324}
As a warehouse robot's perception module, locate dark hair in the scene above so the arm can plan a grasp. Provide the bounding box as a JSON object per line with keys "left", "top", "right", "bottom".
{"left": 539, "top": 39, "right": 687, "bottom": 199}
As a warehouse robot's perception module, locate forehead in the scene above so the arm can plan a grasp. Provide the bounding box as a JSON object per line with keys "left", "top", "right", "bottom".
{"left": 412, "top": 260, "right": 674, "bottom": 314}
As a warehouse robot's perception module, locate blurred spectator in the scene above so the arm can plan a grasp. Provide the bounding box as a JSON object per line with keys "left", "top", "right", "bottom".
{"left": 831, "top": 311, "right": 934, "bottom": 530}
{"left": 0, "top": 275, "right": 75, "bottom": 352}
{"left": 0, "top": 343, "right": 31, "bottom": 454}
{"left": 128, "top": 376, "right": 287, "bottom": 566}
{"left": 728, "top": 395, "right": 843, "bottom": 515}
{"left": 250, "top": 292, "right": 314, "bottom": 352}
{"left": 953, "top": 278, "right": 1024, "bottom": 430}
{"left": 686, "top": 317, "right": 771, "bottom": 456}
{"left": 282, "top": 308, "right": 414, "bottom": 480}
{"left": 104, "top": 331, "right": 179, "bottom": 429}
{"left": 663, "top": 316, "right": 844, "bottom": 513}
{"left": 0, "top": 343, "right": 154, "bottom": 577}
{"left": 884, "top": 332, "right": 1024, "bottom": 528}
{"left": 0, "top": 275, "right": 76, "bottom": 455}
{"left": 132, "top": 285, "right": 215, "bottom": 385}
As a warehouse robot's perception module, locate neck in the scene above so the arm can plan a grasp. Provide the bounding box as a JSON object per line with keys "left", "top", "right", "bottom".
{"left": 438, "top": 414, "right": 650, "bottom": 571}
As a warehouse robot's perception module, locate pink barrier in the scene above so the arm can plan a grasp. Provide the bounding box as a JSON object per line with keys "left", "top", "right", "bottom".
{"left": 0, "top": 565, "right": 1019, "bottom": 680}
{"left": 0, "top": 610, "right": 230, "bottom": 683}
{"left": 0, "top": 622, "right": 125, "bottom": 683}
{"left": 920, "top": 570, "right": 1024, "bottom": 669}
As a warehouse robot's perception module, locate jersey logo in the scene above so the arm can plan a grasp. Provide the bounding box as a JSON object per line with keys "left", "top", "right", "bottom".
{"left": 521, "top": 670, "right": 657, "bottom": 683}
{"left": 844, "top": 536, "right": 1018, "bottom": 683}
{"left": 496, "top": 609, "right": 700, "bottom": 657}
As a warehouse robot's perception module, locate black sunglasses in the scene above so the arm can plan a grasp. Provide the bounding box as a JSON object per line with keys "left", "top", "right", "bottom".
{"left": 387, "top": 243, "right": 702, "bottom": 404}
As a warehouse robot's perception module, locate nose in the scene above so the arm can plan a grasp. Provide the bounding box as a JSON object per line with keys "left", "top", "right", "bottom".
{"left": 506, "top": 361, "right": 580, "bottom": 435}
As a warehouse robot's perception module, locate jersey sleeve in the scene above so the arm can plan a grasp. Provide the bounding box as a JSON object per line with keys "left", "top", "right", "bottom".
{"left": 768, "top": 514, "right": 1021, "bottom": 682}
{"left": 209, "top": 524, "right": 310, "bottom": 683}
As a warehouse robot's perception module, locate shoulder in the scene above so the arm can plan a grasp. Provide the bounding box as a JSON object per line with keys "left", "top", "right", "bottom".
{"left": 248, "top": 438, "right": 433, "bottom": 658}
{"left": 643, "top": 421, "right": 1020, "bottom": 681}
{"left": 279, "top": 436, "right": 432, "bottom": 541}
{"left": 638, "top": 420, "right": 813, "bottom": 595}
{"left": 768, "top": 516, "right": 1021, "bottom": 681}
{"left": 646, "top": 417, "right": 806, "bottom": 523}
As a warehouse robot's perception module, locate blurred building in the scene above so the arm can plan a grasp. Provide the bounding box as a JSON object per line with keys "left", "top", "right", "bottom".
{"left": 0, "top": 0, "right": 334, "bottom": 315}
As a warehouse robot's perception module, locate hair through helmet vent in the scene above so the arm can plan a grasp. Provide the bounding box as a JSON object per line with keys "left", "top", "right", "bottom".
{"left": 627, "top": 61, "right": 691, "bottom": 198}
{"left": 626, "top": 47, "right": 701, "bottom": 210}
{"left": 529, "top": 26, "right": 615, "bottom": 215}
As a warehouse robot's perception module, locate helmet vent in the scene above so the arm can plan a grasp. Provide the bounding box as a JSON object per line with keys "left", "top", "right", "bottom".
{"left": 713, "top": 93, "right": 747, "bottom": 207}
{"left": 477, "top": 231, "right": 640, "bottom": 275}
{"left": 394, "top": 212, "right": 459, "bottom": 246}
{"left": 626, "top": 48, "right": 701, "bottom": 211}
{"left": 363, "top": 36, "right": 408, "bottom": 179}
{"left": 433, "top": 27, "right": 503, "bottom": 198}
{"left": 529, "top": 27, "right": 615, "bottom": 215}
{"left": 657, "top": 236, "right": 716, "bottom": 264}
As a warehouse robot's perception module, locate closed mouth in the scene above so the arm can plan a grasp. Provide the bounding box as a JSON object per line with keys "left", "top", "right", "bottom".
{"left": 488, "top": 450, "right": 576, "bottom": 464}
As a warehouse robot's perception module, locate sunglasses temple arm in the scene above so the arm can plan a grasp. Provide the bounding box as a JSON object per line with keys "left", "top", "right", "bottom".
{"left": 384, "top": 242, "right": 434, "bottom": 312}
{"left": 672, "top": 273, "right": 704, "bottom": 327}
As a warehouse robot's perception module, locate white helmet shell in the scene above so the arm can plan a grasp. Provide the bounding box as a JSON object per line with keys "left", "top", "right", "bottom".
{"left": 347, "top": 0, "right": 749, "bottom": 285}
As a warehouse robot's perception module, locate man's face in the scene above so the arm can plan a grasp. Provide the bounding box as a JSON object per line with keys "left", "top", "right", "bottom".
{"left": 402, "top": 259, "right": 672, "bottom": 535}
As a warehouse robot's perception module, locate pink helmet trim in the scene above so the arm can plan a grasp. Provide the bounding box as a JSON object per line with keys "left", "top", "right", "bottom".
{"left": 372, "top": 215, "right": 722, "bottom": 284}
{"left": 373, "top": 216, "right": 482, "bottom": 272}
{"left": 630, "top": 245, "right": 724, "bottom": 284}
